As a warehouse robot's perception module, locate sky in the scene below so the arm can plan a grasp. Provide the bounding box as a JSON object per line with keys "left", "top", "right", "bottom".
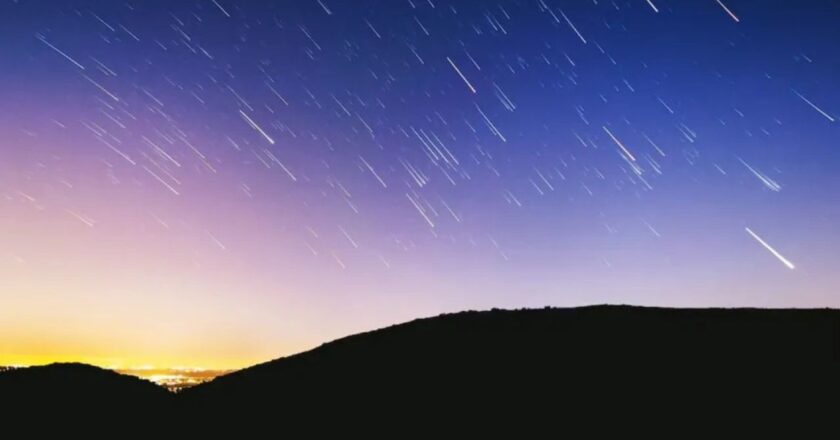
{"left": 1, "top": 0, "right": 839, "bottom": 370}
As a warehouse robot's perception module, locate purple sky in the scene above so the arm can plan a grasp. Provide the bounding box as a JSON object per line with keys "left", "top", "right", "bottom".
{"left": 1, "top": 0, "right": 839, "bottom": 368}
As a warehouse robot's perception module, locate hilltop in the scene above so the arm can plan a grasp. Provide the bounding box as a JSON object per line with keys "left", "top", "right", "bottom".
{"left": 3, "top": 306, "right": 839, "bottom": 430}
{"left": 181, "top": 305, "right": 840, "bottom": 422}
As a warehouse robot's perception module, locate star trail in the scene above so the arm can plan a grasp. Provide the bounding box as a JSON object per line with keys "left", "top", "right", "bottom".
{"left": 1, "top": 0, "right": 839, "bottom": 369}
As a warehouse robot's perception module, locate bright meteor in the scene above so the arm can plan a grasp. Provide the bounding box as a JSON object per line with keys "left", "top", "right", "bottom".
{"left": 745, "top": 227, "right": 796, "bottom": 270}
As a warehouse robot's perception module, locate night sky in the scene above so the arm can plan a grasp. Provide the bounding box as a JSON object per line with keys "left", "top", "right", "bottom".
{"left": 2, "top": 0, "right": 839, "bottom": 369}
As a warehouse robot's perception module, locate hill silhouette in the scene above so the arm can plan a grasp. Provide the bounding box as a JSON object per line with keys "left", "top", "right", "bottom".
{"left": 180, "top": 305, "right": 840, "bottom": 427}
{"left": 3, "top": 306, "right": 840, "bottom": 431}
{"left": 0, "top": 362, "right": 174, "bottom": 429}
{"left": 0, "top": 362, "right": 170, "bottom": 400}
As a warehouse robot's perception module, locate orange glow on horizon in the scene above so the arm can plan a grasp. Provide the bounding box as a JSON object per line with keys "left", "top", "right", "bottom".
{"left": 0, "top": 353, "right": 254, "bottom": 372}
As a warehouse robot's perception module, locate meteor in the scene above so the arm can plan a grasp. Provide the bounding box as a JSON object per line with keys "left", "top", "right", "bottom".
{"left": 745, "top": 227, "right": 795, "bottom": 270}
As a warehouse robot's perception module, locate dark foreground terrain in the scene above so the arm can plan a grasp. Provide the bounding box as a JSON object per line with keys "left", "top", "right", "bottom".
{"left": 3, "top": 305, "right": 840, "bottom": 431}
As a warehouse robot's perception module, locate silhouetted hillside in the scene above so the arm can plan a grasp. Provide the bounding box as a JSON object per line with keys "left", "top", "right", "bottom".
{"left": 0, "top": 362, "right": 173, "bottom": 425}
{"left": 181, "top": 305, "right": 840, "bottom": 426}
{"left": 3, "top": 306, "right": 840, "bottom": 431}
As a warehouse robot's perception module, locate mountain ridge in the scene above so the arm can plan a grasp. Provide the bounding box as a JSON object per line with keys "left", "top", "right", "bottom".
{"left": 3, "top": 305, "right": 840, "bottom": 430}
{"left": 198, "top": 303, "right": 840, "bottom": 379}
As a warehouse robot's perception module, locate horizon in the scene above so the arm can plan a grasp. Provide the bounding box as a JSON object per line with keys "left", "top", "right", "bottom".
{"left": 6, "top": 303, "right": 840, "bottom": 389}
{"left": 5, "top": 301, "right": 840, "bottom": 373}
{"left": 2, "top": 0, "right": 839, "bottom": 371}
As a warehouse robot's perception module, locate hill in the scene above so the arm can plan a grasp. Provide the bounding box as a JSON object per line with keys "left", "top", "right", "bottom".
{"left": 3, "top": 306, "right": 840, "bottom": 431}
{"left": 181, "top": 305, "right": 840, "bottom": 424}
{"left": 0, "top": 362, "right": 174, "bottom": 426}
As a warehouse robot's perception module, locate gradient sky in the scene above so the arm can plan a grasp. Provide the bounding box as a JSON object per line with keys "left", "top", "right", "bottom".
{"left": 1, "top": 0, "right": 839, "bottom": 369}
